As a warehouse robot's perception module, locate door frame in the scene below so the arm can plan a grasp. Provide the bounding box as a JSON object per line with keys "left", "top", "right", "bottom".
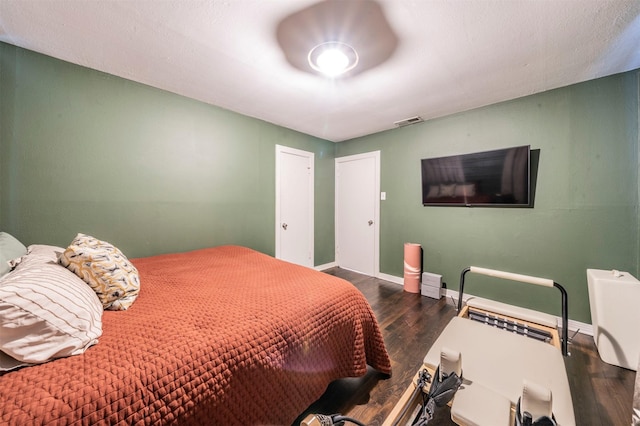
{"left": 335, "top": 150, "right": 380, "bottom": 277}
{"left": 275, "top": 144, "right": 314, "bottom": 266}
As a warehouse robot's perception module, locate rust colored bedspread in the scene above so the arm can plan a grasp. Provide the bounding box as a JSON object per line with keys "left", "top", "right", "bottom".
{"left": 0, "top": 246, "right": 391, "bottom": 425}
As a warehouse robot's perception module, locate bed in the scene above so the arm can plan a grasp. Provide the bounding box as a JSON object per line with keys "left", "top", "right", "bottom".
{"left": 0, "top": 243, "right": 391, "bottom": 425}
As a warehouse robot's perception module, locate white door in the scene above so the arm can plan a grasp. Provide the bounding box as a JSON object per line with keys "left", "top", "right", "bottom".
{"left": 275, "top": 145, "right": 314, "bottom": 267}
{"left": 335, "top": 151, "right": 380, "bottom": 276}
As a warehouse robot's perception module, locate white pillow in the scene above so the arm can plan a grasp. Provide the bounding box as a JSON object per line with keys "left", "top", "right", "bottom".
{"left": 9, "top": 244, "right": 65, "bottom": 270}
{"left": 0, "top": 252, "right": 103, "bottom": 369}
{"left": 440, "top": 184, "right": 456, "bottom": 197}
{"left": 454, "top": 183, "right": 476, "bottom": 197}
{"left": 0, "top": 351, "right": 30, "bottom": 371}
{"left": 26, "top": 244, "right": 65, "bottom": 261}
{"left": 0, "top": 232, "right": 27, "bottom": 277}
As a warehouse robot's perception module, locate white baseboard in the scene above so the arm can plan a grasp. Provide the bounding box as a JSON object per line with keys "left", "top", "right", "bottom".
{"left": 315, "top": 261, "right": 337, "bottom": 271}
{"left": 377, "top": 272, "right": 403, "bottom": 285}
{"left": 373, "top": 273, "right": 593, "bottom": 336}
{"left": 567, "top": 319, "right": 593, "bottom": 337}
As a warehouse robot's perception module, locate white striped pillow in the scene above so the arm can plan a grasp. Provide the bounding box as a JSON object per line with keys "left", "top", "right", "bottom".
{"left": 0, "top": 252, "right": 103, "bottom": 369}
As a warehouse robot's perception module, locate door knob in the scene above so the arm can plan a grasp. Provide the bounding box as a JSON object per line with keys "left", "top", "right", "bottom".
{"left": 282, "top": 223, "right": 288, "bottom": 230}
{"left": 368, "top": 220, "right": 373, "bottom": 226}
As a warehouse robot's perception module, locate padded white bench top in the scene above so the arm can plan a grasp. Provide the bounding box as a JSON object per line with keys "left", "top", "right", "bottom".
{"left": 465, "top": 297, "right": 558, "bottom": 329}
{"left": 451, "top": 382, "right": 512, "bottom": 426}
{"left": 424, "top": 317, "right": 575, "bottom": 426}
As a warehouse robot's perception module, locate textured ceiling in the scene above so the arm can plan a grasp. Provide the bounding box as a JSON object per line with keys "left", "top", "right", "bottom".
{"left": 1, "top": 0, "right": 639, "bottom": 142}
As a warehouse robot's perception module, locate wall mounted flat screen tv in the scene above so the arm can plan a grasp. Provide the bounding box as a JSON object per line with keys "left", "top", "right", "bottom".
{"left": 421, "top": 145, "right": 531, "bottom": 207}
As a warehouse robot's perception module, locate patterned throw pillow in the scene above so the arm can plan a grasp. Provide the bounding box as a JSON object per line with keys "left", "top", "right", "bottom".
{"left": 59, "top": 233, "right": 140, "bottom": 311}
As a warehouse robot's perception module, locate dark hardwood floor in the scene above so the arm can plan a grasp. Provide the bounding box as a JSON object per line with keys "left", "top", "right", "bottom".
{"left": 296, "top": 268, "right": 635, "bottom": 426}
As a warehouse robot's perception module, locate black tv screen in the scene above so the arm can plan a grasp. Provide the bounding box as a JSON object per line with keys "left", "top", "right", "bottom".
{"left": 421, "top": 145, "right": 531, "bottom": 207}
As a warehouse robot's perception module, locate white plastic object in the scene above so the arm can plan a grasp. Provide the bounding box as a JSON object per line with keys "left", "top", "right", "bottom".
{"left": 587, "top": 268, "right": 640, "bottom": 370}
{"left": 521, "top": 380, "right": 553, "bottom": 419}
{"left": 469, "top": 266, "right": 554, "bottom": 287}
{"left": 440, "top": 346, "right": 462, "bottom": 381}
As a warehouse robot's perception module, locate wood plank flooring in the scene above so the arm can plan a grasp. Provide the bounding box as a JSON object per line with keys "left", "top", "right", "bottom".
{"left": 295, "top": 268, "right": 635, "bottom": 426}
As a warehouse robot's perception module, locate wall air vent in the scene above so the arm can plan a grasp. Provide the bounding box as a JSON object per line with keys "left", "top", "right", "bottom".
{"left": 393, "top": 116, "right": 424, "bottom": 127}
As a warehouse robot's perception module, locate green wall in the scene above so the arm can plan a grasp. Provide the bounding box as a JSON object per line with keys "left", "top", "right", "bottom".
{"left": 0, "top": 43, "right": 336, "bottom": 264}
{"left": 2, "top": 42, "right": 639, "bottom": 323}
{"left": 336, "top": 71, "right": 640, "bottom": 323}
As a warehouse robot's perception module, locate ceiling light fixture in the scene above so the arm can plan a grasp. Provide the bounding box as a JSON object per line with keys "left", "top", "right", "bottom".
{"left": 308, "top": 41, "right": 359, "bottom": 77}
{"left": 277, "top": 1, "right": 397, "bottom": 78}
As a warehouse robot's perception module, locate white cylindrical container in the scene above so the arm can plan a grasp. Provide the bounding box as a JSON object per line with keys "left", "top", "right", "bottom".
{"left": 587, "top": 268, "right": 640, "bottom": 370}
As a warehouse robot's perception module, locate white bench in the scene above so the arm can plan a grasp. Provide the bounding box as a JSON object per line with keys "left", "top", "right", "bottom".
{"left": 424, "top": 316, "right": 575, "bottom": 426}
{"left": 383, "top": 267, "right": 574, "bottom": 426}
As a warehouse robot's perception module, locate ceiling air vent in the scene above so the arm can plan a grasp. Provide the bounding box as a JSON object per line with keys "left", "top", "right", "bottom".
{"left": 393, "top": 116, "right": 424, "bottom": 127}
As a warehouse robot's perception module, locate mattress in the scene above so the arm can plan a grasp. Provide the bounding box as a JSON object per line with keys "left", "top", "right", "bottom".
{"left": 0, "top": 245, "right": 391, "bottom": 425}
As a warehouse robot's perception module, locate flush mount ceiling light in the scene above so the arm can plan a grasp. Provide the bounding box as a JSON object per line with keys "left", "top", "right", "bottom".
{"left": 308, "top": 41, "right": 359, "bottom": 77}
{"left": 276, "top": 0, "right": 397, "bottom": 79}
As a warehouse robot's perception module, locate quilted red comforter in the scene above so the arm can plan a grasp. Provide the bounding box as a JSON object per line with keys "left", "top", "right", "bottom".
{"left": 0, "top": 246, "right": 391, "bottom": 425}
